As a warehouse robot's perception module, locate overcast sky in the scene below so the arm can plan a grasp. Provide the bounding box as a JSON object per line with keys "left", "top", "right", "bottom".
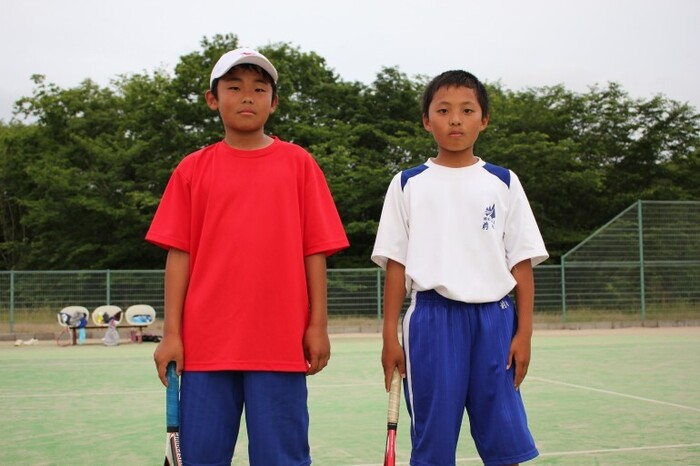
{"left": 1, "top": 0, "right": 699, "bottom": 122}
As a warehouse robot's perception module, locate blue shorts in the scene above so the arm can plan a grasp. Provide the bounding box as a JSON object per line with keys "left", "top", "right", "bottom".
{"left": 402, "top": 290, "right": 539, "bottom": 466}
{"left": 179, "top": 371, "right": 310, "bottom": 466}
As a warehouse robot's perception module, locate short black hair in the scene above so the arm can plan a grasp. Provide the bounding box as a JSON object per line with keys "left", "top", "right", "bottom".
{"left": 422, "top": 70, "right": 489, "bottom": 119}
{"left": 210, "top": 64, "right": 278, "bottom": 102}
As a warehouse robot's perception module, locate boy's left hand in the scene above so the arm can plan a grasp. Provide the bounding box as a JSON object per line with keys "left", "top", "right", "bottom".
{"left": 507, "top": 332, "right": 532, "bottom": 390}
{"left": 303, "top": 323, "right": 331, "bottom": 375}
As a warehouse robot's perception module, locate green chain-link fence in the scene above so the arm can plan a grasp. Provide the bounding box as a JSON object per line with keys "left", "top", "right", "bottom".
{"left": 1, "top": 201, "right": 698, "bottom": 333}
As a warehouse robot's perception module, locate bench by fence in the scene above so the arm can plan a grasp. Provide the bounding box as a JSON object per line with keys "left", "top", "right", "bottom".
{"left": 57, "top": 304, "right": 156, "bottom": 346}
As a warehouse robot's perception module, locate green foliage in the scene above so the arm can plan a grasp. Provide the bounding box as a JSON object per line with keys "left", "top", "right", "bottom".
{"left": 0, "top": 35, "right": 698, "bottom": 270}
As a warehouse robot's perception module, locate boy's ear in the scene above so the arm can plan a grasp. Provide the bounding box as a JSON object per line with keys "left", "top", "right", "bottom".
{"left": 422, "top": 114, "right": 432, "bottom": 132}
{"left": 480, "top": 115, "right": 489, "bottom": 131}
{"left": 270, "top": 94, "right": 279, "bottom": 113}
{"left": 205, "top": 89, "right": 219, "bottom": 111}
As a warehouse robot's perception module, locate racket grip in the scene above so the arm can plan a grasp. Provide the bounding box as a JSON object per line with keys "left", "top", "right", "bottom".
{"left": 387, "top": 368, "right": 401, "bottom": 426}
{"left": 165, "top": 361, "right": 180, "bottom": 431}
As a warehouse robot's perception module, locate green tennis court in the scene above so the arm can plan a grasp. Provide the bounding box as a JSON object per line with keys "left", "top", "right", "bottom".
{"left": 1, "top": 327, "right": 699, "bottom": 465}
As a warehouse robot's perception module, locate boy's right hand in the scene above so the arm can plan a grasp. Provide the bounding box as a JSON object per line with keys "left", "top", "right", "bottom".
{"left": 381, "top": 339, "right": 405, "bottom": 391}
{"left": 153, "top": 336, "right": 184, "bottom": 387}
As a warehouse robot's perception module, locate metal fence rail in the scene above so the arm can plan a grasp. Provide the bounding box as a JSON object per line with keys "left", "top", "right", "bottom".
{"left": 560, "top": 201, "right": 700, "bottom": 321}
{"left": 1, "top": 201, "right": 698, "bottom": 333}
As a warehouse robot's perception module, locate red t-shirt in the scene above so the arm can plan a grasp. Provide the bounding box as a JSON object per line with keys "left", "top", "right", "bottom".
{"left": 146, "top": 138, "right": 349, "bottom": 371}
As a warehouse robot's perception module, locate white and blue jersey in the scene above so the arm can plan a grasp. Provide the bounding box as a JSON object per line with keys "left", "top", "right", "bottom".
{"left": 371, "top": 157, "right": 548, "bottom": 302}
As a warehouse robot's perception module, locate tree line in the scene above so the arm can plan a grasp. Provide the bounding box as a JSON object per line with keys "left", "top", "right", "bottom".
{"left": 1, "top": 34, "right": 698, "bottom": 270}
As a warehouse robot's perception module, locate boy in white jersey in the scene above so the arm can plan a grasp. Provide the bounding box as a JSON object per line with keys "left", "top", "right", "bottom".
{"left": 372, "top": 70, "right": 548, "bottom": 466}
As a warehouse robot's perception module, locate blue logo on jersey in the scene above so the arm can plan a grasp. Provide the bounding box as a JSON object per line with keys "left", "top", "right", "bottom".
{"left": 482, "top": 204, "right": 496, "bottom": 230}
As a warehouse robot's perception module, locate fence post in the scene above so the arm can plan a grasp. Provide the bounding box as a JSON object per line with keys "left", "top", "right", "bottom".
{"left": 560, "top": 257, "right": 567, "bottom": 323}
{"left": 9, "top": 270, "right": 15, "bottom": 334}
{"left": 106, "top": 269, "right": 111, "bottom": 305}
{"left": 637, "top": 202, "right": 646, "bottom": 321}
{"left": 376, "top": 268, "right": 382, "bottom": 322}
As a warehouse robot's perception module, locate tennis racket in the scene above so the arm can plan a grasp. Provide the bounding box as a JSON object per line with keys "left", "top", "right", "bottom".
{"left": 383, "top": 368, "right": 402, "bottom": 466}
{"left": 164, "top": 361, "right": 182, "bottom": 466}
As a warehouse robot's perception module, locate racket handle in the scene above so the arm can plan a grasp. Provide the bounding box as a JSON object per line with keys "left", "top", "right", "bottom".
{"left": 165, "top": 361, "right": 180, "bottom": 431}
{"left": 387, "top": 368, "right": 401, "bottom": 426}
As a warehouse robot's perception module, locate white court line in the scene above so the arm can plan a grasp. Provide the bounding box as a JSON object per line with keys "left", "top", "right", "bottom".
{"left": 529, "top": 376, "right": 700, "bottom": 412}
{"left": 0, "top": 382, "right": 382, "bottom": 400}
{"left": 0, "top": 389, "right": 160, "bottom": 399}
{"left": 309, "top": 382, "right": 383, "bottom": 389}
{"left": 536, "top": 442, "right": 700, "bottom": 458}
{"left": 351, "top": 443, "right": 700, "bottom": 465}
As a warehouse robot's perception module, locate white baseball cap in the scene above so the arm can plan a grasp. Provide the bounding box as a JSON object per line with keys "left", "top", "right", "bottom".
{"left": 209, "top": 48, "right": 278, "bottom": 89}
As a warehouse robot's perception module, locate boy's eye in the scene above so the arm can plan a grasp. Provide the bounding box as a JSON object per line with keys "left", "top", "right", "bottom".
{"left": 436, "top": 109, "right": 448, "bottom": 114}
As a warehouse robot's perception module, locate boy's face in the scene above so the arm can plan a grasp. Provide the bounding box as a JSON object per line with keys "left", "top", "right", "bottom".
{"left": 423, "top": 85, "right": 488, "bottom": 156}
{"left": 205, "top": 66, "right": 278, "bottom": 134}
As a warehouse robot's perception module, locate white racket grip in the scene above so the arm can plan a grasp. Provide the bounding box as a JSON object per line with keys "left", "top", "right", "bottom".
{"left": 387, "top": 368, "right": 401, "bottom": 425}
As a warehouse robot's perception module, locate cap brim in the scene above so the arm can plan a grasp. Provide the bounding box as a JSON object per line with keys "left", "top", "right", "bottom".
{"left": 210, "top": 52, "right": 278, "bottom": 89}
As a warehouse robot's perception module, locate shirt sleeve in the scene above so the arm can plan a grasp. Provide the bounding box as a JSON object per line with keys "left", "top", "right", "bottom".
{"left": 371, "top": 173, "right": 409, "bottom": 269}
{"left": 302, "top": 155, "right": 349, "bottom": 257}
{"left": 504, "top": 171, "right": 549, "bottom": 269}
{"left": 145, "top": 166, "right": 191, "bottom": 252}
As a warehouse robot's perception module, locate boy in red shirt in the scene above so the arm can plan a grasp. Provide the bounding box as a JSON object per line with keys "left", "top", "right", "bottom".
{"left": 147, "top": 48, "right": 349, "bottom": 465}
